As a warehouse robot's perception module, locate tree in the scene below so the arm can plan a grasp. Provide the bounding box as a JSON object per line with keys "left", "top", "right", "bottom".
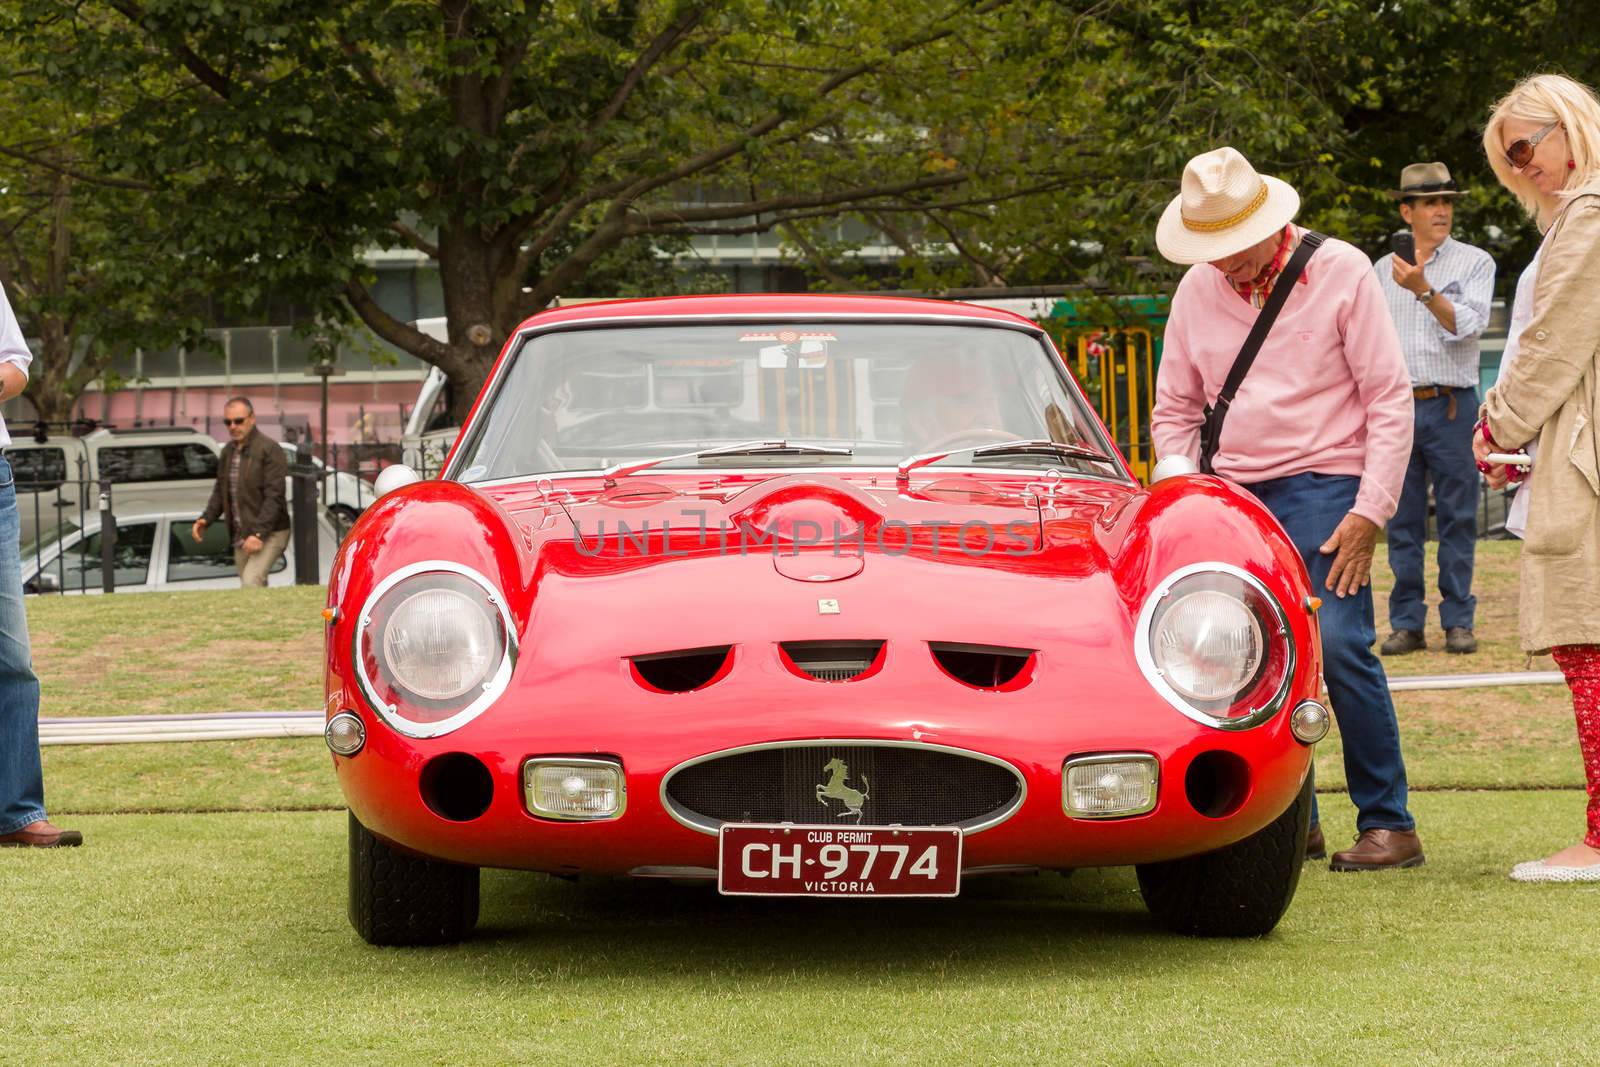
{"left": 16, "top": 0, "right": 1092, "bottom": 421}
{"left": 0, "top": 17, "right": 210, "bottom": 423}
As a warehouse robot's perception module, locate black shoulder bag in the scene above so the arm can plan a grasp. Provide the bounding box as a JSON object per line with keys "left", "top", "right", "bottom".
{"left": 1198, "top": 231, "right": 1325, "bottom": 474}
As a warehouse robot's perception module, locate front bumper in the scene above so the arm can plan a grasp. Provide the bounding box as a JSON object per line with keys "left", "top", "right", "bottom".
{"left": 333, "top": 701, "right": 1313, "bottom": 875}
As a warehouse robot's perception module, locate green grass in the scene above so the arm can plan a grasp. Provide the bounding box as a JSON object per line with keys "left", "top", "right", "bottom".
{"left": 13, "top": 540, "right": 1596, "bottom": 1063}
{"left": 27, "top": 585, "right": 327, "bottom": 716}
{"left": 0, "top": 792, "right": 1593, "bottom": 1065}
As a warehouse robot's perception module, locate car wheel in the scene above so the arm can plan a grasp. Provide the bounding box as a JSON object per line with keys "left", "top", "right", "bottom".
{"left": 328, "top": 504, "right": 360, "bottom": 533}
{"left": 1134, "top": 774, "right": 1312, "bottom": 938}
{"left": 348, "top": 811, "right": 479, "bottom": 946}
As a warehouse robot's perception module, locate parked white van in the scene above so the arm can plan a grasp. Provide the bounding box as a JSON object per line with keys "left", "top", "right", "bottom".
{"left": 7, "top": 426, "right": 221, "bottom": 546}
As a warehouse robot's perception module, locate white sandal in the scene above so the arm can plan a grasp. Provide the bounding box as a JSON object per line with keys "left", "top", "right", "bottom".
{"left": 1509, "top": 859, "right": 1600, "bottom": 883}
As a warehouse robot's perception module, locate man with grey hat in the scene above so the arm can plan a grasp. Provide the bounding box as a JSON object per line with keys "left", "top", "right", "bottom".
{"left": 1374, "top": 162, "right": 1496, "bottom": 658}
{"left": 1151, "top": 147, "right": 1423, "bottom": 871}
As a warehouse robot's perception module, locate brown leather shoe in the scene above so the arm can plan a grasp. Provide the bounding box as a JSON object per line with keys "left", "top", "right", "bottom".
{"left": 1445, "top": 627, "right": 1478, "bottom": 654}
{"left": 1305, "top": 824, "right": 1327, "bottom": 861}
{"left": 0, "top": 820, "right": 84, "bottom": 848}
{"left": 1330, "top": 828, "right": 1424, "bottom": 871}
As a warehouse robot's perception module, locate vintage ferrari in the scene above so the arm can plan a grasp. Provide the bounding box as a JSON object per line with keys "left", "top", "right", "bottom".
{"left": 322, "top": 294, "right": 1331, "bottom": 945}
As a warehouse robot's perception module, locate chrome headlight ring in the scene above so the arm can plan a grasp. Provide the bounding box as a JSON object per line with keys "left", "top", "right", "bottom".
{"left": 1134, "top": 561, "right": 1296, "bottom": 731}
{"left": 352, "top": 560, "right": 518, "bottom": 739}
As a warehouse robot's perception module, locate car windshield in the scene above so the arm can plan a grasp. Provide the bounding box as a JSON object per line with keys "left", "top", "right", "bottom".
{"left": 451, "top": 322, "right": 1123, "bottom": 483}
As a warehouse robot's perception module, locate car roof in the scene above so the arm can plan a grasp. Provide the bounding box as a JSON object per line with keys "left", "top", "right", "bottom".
{"left": 511, "top": 293, "right": 1042, "bottom": 335}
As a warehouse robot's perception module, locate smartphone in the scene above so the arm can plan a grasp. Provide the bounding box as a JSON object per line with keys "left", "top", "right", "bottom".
{"left": 1389, "top": 230, "right": 1416, "bottom": 265}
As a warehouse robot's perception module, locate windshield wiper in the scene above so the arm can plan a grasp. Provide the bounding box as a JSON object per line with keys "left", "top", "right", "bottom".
{"left": 896, "top": 438, "right": 1117, "bottom": 485}
{"left": 602, "top": 440, "right": 853, "bottom": 486}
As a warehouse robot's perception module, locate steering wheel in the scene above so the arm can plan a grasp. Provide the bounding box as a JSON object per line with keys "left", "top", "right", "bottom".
{"left": 916, "top": 427, "right": 1021, "bottom": 453}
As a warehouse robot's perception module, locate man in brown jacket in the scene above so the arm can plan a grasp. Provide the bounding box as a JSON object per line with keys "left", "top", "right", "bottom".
{"left": 192, "top": 397, "right": 291, "bottom": 586}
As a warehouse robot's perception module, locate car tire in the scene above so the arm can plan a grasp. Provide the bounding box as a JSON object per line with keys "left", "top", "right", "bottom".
{"left": 328, "top": 504, "right": 360, "bottom": 534}
{"left": 348, "top": 811, "right": 479, "bottom": 946}
{"left": 1134, "top": 774, "right": 1312, "bottom": 938}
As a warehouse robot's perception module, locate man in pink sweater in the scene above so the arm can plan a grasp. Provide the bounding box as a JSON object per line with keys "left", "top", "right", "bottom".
{"left": 1150, "top": 147, "right": 1423, "bottom": 872}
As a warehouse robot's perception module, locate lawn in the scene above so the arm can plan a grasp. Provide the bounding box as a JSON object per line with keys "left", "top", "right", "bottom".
{"left": 9, "top": 538, "right": 1596, "bottom": 1063}
{"left": 0, "top": 793, "right": 1592, "bottom": 1065}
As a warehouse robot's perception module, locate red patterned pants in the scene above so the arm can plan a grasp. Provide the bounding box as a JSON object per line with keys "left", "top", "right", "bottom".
{"left": 1552, "top": 644, "right": 1600, "bottom": 850}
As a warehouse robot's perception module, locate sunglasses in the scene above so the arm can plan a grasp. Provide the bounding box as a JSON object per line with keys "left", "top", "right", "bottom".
{"left": 1505, "top": 120, "right": 1560, "bottom": 169}
{"left": 223, "top": 417, "right": 249, "bottom": 427}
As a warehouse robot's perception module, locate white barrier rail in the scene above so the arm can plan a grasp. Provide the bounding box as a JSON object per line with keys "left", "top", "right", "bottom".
{"left": 36, "top": 669, "right": 1572, "bottom": 746}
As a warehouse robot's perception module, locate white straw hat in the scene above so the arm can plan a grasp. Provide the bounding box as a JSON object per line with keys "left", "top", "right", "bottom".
{"left": 1156, "top": 147, "right": 1301, "bottom": 264}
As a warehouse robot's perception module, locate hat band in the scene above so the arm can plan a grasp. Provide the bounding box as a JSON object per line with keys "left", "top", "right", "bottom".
{"left": 1401, "top": 180, "right": 1457, "bottom": 194}
{"left": 1181, "top": 181, "right": 1269, "bottom": 233}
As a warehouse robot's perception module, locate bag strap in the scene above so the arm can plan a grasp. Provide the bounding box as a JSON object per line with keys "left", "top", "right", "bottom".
{"left": 1212, "top": 230, "right": 1325, "bottom": 415}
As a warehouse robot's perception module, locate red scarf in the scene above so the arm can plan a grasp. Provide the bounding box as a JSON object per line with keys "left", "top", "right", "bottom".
{"left": 1230, "top": 225, "right": 1305, "bottom": 308}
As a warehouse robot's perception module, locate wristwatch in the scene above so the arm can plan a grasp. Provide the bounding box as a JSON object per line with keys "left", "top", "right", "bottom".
{"left": 1416, "top": 288, "right": 1435, "bottom": 303}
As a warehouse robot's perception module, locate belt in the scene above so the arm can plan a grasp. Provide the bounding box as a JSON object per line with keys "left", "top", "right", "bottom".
{"left": 1413, "top": 385, "right": 1458, "bottom": 420}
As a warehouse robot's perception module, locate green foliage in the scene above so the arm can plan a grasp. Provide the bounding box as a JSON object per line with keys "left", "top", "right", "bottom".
{"left": 7, "top": 0, "right": 1600, "bottom": 415}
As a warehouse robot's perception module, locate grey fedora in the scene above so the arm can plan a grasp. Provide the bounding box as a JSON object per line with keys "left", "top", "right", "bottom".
{"left": 1390, "top": 161, "right": 1463, "bottom": 199}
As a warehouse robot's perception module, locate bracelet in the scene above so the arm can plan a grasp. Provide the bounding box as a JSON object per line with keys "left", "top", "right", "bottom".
{"left": 1475, "top": 418, "right": 1500, "bottom": 450}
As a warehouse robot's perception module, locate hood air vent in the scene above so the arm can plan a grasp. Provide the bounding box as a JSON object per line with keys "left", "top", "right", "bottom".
{"left": 780, "top": 640, "right": 884, "bottom": 682}
{"left": 630, "top": 646, "right": 733, "bottom": 693}
{"left": 931, "top": 643, "right": 1035, "bottom": 689}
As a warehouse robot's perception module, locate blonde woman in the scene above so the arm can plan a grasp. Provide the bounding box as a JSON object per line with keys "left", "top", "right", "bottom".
{"left": 1478, "top": 73, "right": 1600, "bottom": 882}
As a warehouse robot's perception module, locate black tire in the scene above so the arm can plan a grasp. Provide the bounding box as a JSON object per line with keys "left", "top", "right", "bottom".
{"left": 348, "top": 811, "right": 479, "bottom": 946}
{"left": 328, "top": 504, "right": 359, "bottom": 536}
{"left": 1135, "top": 775, "right": 1312, "bottom": 937}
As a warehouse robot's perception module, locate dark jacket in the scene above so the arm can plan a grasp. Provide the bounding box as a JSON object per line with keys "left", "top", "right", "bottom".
{"left": 200, "top": 427, "right": 290, "bottom": 539}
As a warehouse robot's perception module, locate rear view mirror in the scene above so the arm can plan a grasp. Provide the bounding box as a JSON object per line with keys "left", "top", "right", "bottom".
{"left": 758, "top": 341, "right": 828, "bottom": 369}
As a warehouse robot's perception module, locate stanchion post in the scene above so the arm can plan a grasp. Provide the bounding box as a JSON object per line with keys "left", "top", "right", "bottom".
{"left": 98, "top": 475, "right": 115, "bottom": 594}
{"left": 290, "top": 451, "right": 319, "bottom": 585}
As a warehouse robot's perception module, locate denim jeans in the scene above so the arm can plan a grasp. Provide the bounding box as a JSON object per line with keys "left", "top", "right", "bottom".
{"left": 1240, "top": 472, "right": 1416, "bottom": 832}
{"left": 0, "top": 454, "right": 45, "bottom": 835}
{"left": 1387, "top": 387, "right": 1479, "bottom": 632}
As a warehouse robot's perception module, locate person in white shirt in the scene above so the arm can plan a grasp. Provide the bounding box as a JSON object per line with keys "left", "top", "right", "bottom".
{"left": 1372, "top": 162, "right": 1497, "bottom": 657}
{"left": 0, "top": 281, "right": 82, "bottom": 847}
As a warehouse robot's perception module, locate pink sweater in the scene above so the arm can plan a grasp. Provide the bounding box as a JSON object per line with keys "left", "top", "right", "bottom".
{"left": 1150, "top": 235, "right": 1414, "bottom": 525}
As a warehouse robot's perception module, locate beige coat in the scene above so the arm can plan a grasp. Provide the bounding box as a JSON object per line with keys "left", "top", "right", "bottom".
{"left": 1482, "top": 175, "right": 1600, "bottom": 653}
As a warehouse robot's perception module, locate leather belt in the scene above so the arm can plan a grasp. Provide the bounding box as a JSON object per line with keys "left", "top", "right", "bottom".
{"left": 1413, "top": 384, "right": 1458, "bottom": 420}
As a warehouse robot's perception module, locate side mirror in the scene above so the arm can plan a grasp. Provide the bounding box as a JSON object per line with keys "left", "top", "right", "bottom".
{"left": 374, "top": 464, "right": 422, "bottom": 498}
{"left": 1150, "top": 455, "right": 1199, "bottom": 483}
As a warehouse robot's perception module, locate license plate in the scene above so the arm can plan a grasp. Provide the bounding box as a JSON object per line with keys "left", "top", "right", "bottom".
{"left": 717, "top": 824, "right": 962, "bottom": 898}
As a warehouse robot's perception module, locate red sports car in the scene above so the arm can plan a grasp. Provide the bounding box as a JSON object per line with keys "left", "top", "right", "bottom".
{"left": 322, "top": 294, "right": 1330, "bottom": 945}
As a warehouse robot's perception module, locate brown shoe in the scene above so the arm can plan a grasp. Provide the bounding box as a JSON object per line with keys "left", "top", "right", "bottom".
{"left": 0, "top": 820, "right": 84, "bottom": 848}
{"left": 1305, "top": 824, "right": 1327, "bottom": 861}
{"left": 1380, "top": 629, "right": 1426, "bottom": 655}
{"left": 1444, "top": 627, "right": 1478, "bottom": 654}
{"left": 1330, "top": 828, "right": 1424, "bottom": 871}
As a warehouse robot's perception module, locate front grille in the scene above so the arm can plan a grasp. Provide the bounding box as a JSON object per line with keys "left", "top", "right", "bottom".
{"left": 781, "top": 641, "right": 883, "bottom": 682}
{"left": 664, "top": 743, "right": 1023, "bottom": 833}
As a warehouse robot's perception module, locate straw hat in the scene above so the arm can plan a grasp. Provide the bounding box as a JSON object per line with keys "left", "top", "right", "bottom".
{"left": 1156, "top": 147, "right": 1300, "bottom": 264}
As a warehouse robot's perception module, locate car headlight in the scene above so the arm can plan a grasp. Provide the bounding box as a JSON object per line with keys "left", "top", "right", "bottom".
{"left": 1135, "top": 563, "right": 1294, "bottom": 730}
{"left": 354, "top": 562, "right": 515, "bottom": 738}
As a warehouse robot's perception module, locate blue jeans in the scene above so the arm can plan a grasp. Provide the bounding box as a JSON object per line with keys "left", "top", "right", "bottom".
{"left": 1387, "top": 387, "right": 1479, "bottom": 631}
{"left": 0, "top": 454, "right": 45, "bottom": 835}
{"left": 1240, "top": 472, "right": 1415, "bottom": 832}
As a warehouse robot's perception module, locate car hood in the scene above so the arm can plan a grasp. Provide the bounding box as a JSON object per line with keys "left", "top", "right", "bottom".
{"left": 480, "top": 472, "right": 1142, "bottom": 660}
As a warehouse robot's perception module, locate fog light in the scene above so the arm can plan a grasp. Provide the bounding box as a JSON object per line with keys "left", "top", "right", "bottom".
{"left": 325, "top": 712, "right": 365, "bottom": 756}
{"left": 524, "top": 759, "right": 625, "bottom": 820}
{"left": 1290, "top": 700, "right": 1330, "bottom": 744}
{"left": 1063, "top": 754, "right": 1158, "bottom": 818}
